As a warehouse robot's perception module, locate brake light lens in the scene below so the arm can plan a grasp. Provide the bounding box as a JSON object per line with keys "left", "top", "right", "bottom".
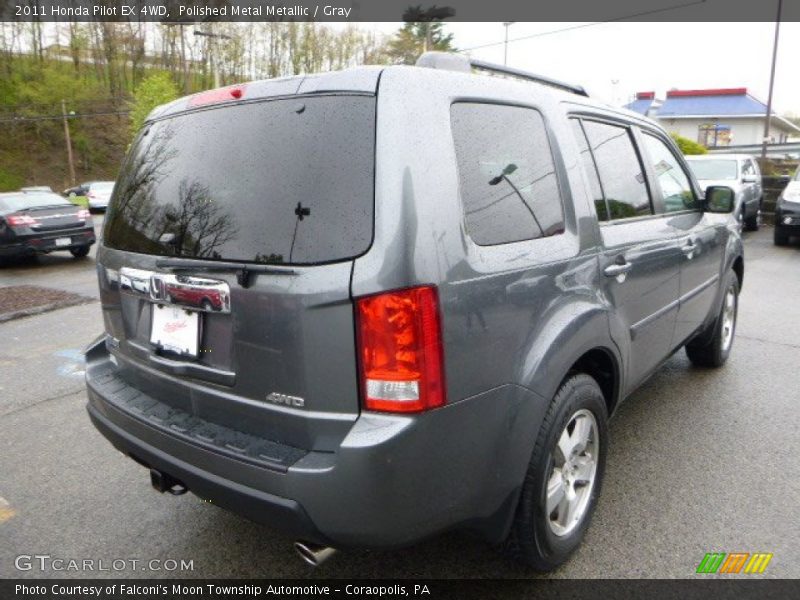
{"left": 77, "top": 209, "right": 92, "bottom": 221}
{"left": 356, "top": 285, "right": 446, "bottom": 413}
{"left": 188, "top": 85, "right": 247, "bottom": 107}
{"left": 6, "top": 214, "right": 38, "bottom": 227}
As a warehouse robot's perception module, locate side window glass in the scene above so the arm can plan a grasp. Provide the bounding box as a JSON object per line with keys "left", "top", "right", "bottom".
{"left": 570, "top": 119, "right": 608, "bottom": 221}
{"left": 451, "top": 103, "right": 565, "bottom": 245}
{"left": 641, "top": 133, "right": 697, "bottom": 213}
{"left": 582, "top": 121, "right": 652, "bottom": 219}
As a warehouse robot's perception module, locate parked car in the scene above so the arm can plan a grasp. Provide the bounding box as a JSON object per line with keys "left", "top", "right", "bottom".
{"left": 684, "top": 154, "right": 762, "bottom": 231}
{"left": 84, "top": 181, "right": 115, "bottom": 211}
{"left": 164, "top": 277, "right": 230, "bottom": 312}
{"left": 774, "top": 166, "right": 800, "bottom": 245}
{"left": 0, "top": 191, "right": 95, "bottom": 259}
{"left": 63, "top": 183, "right": 91, "bottom": 198}
{"left": 84, "top": 52, "right": 743, "bottom": 570}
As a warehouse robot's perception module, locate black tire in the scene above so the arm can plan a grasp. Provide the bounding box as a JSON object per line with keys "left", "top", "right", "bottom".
{"left": 503, "top": 373, "right": 608, "bottom": 570}
{"left": 70, "top": 246, "right": 90, "bottom": 258}
{"left": 686, "top": 272, "right": 739, "bottom": 368}
{"left": 774, "top": 226, "right": 789, "bottom": 246}
{"left": 743, "top": 210, "right": 759, "bottom": 231}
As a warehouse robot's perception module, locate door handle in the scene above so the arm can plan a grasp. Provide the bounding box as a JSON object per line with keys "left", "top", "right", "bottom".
{"left": 604, "top": 261, "right": 633, "bottom": 277}
{"left": 681, "top": 239, "right": 696, "bottom": 255}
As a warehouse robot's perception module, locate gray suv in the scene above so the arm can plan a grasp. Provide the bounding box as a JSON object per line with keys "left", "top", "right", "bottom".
{"left": 85, "top": 52, "right": 743, "bottom": 570}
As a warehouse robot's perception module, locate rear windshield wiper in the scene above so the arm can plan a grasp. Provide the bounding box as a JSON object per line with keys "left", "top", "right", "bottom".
{"left": 155, "top": 257, "right": 297, "bottom": 288}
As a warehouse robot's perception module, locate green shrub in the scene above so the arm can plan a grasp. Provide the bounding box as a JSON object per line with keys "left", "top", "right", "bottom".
{"left": 670, "top": 133, "right": 707, "bottom": 155}
{"left": 0, "top": 168, "right": 24, "bottom": 192}
{"left": 129, "top": 72, "right": 179, "bottom": 140}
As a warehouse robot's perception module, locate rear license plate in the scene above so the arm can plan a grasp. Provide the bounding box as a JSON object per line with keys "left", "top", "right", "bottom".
{"left": 54, "top": 237, "right": 71, "bottom": 247}
{"left": 150, "top": 304, "right": 200, "bottom": 357}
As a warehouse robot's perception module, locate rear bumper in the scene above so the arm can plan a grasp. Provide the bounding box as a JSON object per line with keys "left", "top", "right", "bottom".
{"left": 85, "top": 337, "right": 544, "bottom": 548}
{"left": 0, "top": 229, "right": 95, "bottom": 256}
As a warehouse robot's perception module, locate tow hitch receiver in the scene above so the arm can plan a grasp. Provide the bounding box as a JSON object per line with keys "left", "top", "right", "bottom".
{"left": 150, "top": 469, "right": 188, "bottom": 495}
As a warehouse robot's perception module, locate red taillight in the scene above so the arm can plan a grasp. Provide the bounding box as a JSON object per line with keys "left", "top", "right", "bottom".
{"left": 356, "top": 285, "right": 446, "bottom": 413}
{"left": 6, "top": 214, "right": 38, "bottom": 227}
{"left": 77, "top": 209, "right": 92, "bottom": 220}
{"left": 188, "top": 85, "right": 247, "bottom": 107}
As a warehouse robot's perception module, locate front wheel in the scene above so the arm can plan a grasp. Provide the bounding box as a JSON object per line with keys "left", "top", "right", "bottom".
{"left": 774, "top": 226, "right": 789, "bottom": 246}
{"left": 743, "top": 209, "right": 760, "bottom": 231}
{"left": 503, "top": 373, "right": 608, "bottom": 570}
{"left": 686, "top": 273, "right": 739, "bottom": 367}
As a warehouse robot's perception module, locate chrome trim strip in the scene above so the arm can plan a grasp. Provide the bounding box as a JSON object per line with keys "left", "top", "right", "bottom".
{"left": 119, "top": 267, "right": 231, "bottom": 314}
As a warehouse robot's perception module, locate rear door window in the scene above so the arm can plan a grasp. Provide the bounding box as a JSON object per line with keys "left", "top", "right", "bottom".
{"left": 570, "top": 119, "right": 608, "bottom": 221}
{"left": 641, "top": 133, "right": 697, "bottom": 213}
{"left": 581, "top": 120, "right": 653, "bottom": 220}
{"left": 450, "top": 102, "right": 564, "bottom": 245}
{"left": 104, "top": 95, "right": 376, "bottom": 265}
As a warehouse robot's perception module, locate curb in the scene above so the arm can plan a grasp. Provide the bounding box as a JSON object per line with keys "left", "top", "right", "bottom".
{"left": 0, "top": 297, "right": 96, "bottom": 324}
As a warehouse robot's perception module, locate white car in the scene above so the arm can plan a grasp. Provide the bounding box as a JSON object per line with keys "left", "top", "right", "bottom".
{"left": 85, "top": 181, "right": 115, "bottom": 210}
{"left": 685, "top": 154, "right": 763, "bottom": 231}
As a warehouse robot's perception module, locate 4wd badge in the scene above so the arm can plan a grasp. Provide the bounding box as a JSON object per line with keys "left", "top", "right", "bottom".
{"left": 266, "top": 392, "right": 305, "bottom": 408}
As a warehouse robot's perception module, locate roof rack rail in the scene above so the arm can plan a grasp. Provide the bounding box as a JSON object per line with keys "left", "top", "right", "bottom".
{"left": 415, "top": 51, "right": 589, "bottom": 97}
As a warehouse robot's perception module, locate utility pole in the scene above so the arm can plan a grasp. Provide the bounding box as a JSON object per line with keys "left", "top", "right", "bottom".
{"left": 762, "top": 0, "right": 783, "bottom": 161}
{"left": 503, "top": 22, "right": 515, "bottom": 66}
{"left": 61, "top": 99, "right": 76, "bottom": 187}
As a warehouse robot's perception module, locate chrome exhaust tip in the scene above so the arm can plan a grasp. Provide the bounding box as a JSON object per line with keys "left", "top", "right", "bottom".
{"left": 294, "top": 541, "right": 337, "bottom": 567}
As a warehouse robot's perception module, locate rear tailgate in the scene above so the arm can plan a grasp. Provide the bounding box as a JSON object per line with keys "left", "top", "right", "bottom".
{"left": 97, "top": 254, "right": 358, "bottom": 452}
{"left": 97, "top": 92, "right": 376, "bottom": 452}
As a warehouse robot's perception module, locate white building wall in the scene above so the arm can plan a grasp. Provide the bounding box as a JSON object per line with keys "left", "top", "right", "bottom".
{"left": 655, "top": 116, "right": 793, "bottom": 145}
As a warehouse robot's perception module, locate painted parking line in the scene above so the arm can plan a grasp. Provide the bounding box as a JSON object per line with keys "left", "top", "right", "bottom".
{"left": 0, "top": 497, "right": 16, "bottom": 524}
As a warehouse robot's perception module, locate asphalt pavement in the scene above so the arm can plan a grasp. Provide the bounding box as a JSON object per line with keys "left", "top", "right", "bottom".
{"left": 1, "top": 226, "right": 799, "bottom": 579}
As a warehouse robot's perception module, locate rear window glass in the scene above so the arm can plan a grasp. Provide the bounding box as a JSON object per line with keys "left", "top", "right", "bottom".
{"left": 0, "top": 193, "right": 71, "bottom": 211}
{"left": 104, "top": 95, "right": 375, "bottom": 265}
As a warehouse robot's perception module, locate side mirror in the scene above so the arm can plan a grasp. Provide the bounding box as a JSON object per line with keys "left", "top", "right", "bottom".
{"left": 705, "top": 186, "right": 736, "bottom": 213}
{"left": 742, "top": 175, "right": 758, "bottom": 184}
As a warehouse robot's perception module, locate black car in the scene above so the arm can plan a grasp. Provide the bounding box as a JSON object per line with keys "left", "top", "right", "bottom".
{"left": 63, "top": 183, "right": 90, "bottom": 198}
{"left": 0, "top": 191, "right": 96, "bottom": 259}
{"left": 774, "top": 167, "right": 800, "bottom": 245}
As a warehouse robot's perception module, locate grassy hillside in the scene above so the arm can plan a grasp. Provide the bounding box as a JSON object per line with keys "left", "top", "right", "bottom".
{"left": 0, "top": 57, "right": 135, "bottom": 192}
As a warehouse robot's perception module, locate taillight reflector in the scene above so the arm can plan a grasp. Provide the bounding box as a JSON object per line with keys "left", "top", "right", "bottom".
{"left": 77, "top": 209, "right": 92, "bottom": 220}
{"left": 7, "top": 214, "right": 38, "bottom": 227}
{"left": 188, "top": 85, "right": 247, "bottom": 107}
{"left": 356, "top": 286, "right": 446, "bottom": 413}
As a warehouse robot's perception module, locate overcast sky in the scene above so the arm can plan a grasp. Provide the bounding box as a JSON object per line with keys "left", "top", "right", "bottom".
{"left": 436, "top": 22, "right": 800, "bottom": 115}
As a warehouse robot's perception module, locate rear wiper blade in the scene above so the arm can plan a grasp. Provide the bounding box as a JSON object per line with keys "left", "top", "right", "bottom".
{"left": 155, "top": 257, "right": 297, "bottom": 288}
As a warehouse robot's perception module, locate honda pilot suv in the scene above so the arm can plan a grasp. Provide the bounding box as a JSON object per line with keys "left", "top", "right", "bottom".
{"left": 85, "top": 52, "right": 743, "bottom": 570}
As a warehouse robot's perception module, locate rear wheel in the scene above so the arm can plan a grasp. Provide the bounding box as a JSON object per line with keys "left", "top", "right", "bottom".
{"left": 686, "top": 273, "right": 739, "bottom": 368}
{"left": 503, "top": 373, "right": 608, "bottom": 570}
{"left": 70, "top": 246, "right": 90, "bottom": 259}
{"left": 774, "top": 226, "right": 790, "bottom": 246}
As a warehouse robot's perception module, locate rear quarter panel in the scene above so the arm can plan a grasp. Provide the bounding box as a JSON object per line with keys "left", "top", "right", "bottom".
{"left": 352, "top": 67, "right": 621, "bottom": 443}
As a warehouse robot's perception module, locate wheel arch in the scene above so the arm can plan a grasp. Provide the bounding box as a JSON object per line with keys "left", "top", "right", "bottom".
{"left": 516, "top": 299, "right": 623, "bottom": 418}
